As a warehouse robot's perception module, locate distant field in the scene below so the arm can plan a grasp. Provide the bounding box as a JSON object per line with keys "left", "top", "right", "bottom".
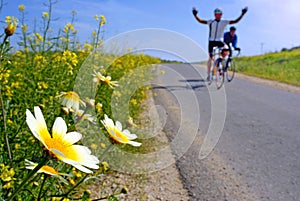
{"left": 236, "top": 48, "right": 300, "bottom": 86}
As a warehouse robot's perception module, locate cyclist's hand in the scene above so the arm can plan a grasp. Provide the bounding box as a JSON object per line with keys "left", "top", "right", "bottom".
{"left": 192, "top": 7, "right": 198, "bottom": 16}
{"left": 242, "top": 7, "right": 248, "bottom": 15}
{"left": 235, "top": 47, "right": 241, "bottom": 52}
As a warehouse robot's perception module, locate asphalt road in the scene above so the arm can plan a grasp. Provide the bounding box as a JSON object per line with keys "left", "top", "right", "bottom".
{"left": 153, "top": 64, "right": 300, "bottom": 201}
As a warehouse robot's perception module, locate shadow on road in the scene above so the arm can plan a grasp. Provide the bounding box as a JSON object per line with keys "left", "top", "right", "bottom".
{"left": 152, "top": 78, "right": 207, "bottom": 92}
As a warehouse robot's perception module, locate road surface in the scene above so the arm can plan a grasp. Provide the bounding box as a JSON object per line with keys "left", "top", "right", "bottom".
{"left": 153, "top": 64, "right": 300, "bottom": 201}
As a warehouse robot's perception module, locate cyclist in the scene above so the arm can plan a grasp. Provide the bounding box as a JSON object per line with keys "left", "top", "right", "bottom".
{"left": 192, "top": 7, "right": 248, "bottom": 81}
{"left": 223, "top": 26, "right": 241, "bottom": 69}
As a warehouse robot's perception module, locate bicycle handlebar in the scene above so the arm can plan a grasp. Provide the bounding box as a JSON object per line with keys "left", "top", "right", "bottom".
{"left": 234, "top": 48, "right": 241, "bottom": 56}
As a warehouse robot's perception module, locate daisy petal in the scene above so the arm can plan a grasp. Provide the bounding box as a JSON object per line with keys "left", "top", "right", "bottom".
{"left": 26, "top": 109, "right": 42, "bottom": 141}
{"left": 72, "top": 164, "right": 92, "bottom": 174}
{"left": 34, "top": 106, "right": 47, "bottom": 128}
{"left": 116, "top": 121, "right": 122, "bottom": 130}
{"left": 63, "top": 132, "right": 82, "bottom": 145}
{"left": 52, "top": 117, "right": 67, "bottom": 139}
{"left": 123, "top": 129, "right": 137, "bottom": 139}
{"left": 26, "top": 108, "right": 50, "bottom": 146}
{"left": 71, "top": 145, "right": 100, "bottom": 168}
{"left": 127, "top": 141, "right": 142, "bottom": 147}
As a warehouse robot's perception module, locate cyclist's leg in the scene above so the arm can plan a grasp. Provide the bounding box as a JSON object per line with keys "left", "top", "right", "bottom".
{"left": 207, "top": 41, "right": 215, "bottom": 81}
{"left": 224, "top": 42, "right": 232, "bottom": 69}
{"left": 220, "top": 43, "right": 230, "bottom": 58}
{"left": 225, "top": 50, "right": 232, "bottom": 70}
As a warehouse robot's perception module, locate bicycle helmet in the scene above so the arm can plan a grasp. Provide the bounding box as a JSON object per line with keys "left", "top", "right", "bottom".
{"left": 214, "top": 8, "right": 222, "bottom": 14}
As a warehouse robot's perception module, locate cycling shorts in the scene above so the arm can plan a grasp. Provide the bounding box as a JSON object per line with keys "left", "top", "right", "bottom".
{"left": 208, "top": 41, "right": 225, "bottom": 57}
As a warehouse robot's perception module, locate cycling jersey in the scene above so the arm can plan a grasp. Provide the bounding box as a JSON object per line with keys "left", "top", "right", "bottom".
{"left": 223, "top": 32, "right": 238, "bottom": 48}
{"left": 208, "top": 19, "right": 230, "bottom": 41}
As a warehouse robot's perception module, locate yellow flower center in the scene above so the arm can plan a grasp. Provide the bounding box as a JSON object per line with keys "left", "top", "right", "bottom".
{"left": 108, "top": 126, "right": 129, "bottom": 143}
{"left": 45, "top": 137, "right": 80, "bottom": 161}
{"left": 65, "top": 91, "right": 81, "bottom": 102}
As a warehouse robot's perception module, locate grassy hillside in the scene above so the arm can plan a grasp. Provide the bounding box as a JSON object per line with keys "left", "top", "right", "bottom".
{"left": 236, "top": 47, "right": 300, "bottom": 86}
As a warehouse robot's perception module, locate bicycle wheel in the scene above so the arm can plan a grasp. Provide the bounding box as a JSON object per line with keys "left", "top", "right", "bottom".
{"left": 215, "top": 64, "right": 224, "bottom": 89}
{"left": 225, "top": 58, "right": 236, "bottom": 82}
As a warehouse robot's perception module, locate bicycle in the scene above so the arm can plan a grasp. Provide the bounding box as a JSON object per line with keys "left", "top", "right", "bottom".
{"left": 209, "top": 45, "right": 240, "bottom": 89}
{"left": 224, "top": 45, "right": 240, "bottom": 82}
{"left": 208, "top": 46, "right": 226, "bottom": 89}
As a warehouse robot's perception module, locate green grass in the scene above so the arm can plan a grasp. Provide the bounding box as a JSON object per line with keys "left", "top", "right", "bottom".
{"left": 236, "top": 48, "right": 300, "bottom": 86}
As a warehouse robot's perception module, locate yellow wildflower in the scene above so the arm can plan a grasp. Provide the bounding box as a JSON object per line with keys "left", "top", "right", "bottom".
{"left": 74, "top": 170, "right": 82, "bottom": 178}
{"left": 90, "top": 143, "right": 97, "bottom": 150}
{"left": 5, "top": 16, "right": 18, "bottom": 36}
{"left": 94, "top": 15, "right": 99, "bottom": 21}
{"left": 18, "top": 4, "right": 25, "bottom": 11}
{"left": 37, "top": 81, "right": 48, "bottom": 90}
{"left": 69, "top": 178, "right": 75, "bottom": 185}
{"left": 15, "top": 143, "right": 21, "bottom": 149}
{"left": 63, "top": 23, "right": 76, "bottom": 33}
{"left": 34, "top": 33, "right": 44, "bottom": 42}
{"left": 95, "top": 103, "right": 103, "bottom": 114}
{"left": 126, "top": 116, "right": 137, "bottom": 128}
{"left": 42, "top": 12, "right": 49, "bottom": 19}
{"left": 83, "top": 43, "right": 93, "bottom": 52}
{"left": 3, "top": 182, "right": 14, "bottom": 189}
{"left": 52, "top": 198, "right": 70, "bottom": 201}
{"left": 101, "top": 161, "right": 109, "bottom": 171}
{"left": 100, "top": 15, "right": 106, "bottom": 26}
{"left": 130, "top": 99, "right": 137, "bottom": 105}
{"left": 0, "top": 164, "right": 15, "bottom": 189}
{"left": 21, "top": 24, "right": 28, "bottom": 33}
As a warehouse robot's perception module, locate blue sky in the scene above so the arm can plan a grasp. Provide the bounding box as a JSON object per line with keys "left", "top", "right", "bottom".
{"left": 1, "top": 0, "right": 300, "bottom": 60}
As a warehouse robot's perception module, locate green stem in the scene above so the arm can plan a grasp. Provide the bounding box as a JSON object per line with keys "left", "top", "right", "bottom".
{"left": 42, "top": 0, "right": 53, "bottom": 53}
{"left": 94, "top": 24, "right": 101, "bottom": 50}
{"left": 0, "top": 85, "right": 12, "bottom": 166}
{"left": 37, "top": 174, "right": 47, "bottom": 201}
{"left": 0, "top": 34, "right": 9, "bottom": 59}
{"left": 59, "top": 174, "right": 88, "bottom": 201}
{"left": 99, "top": 142, "right": 113, "bottom": 162}
{"left": 11, "top": 117, "right": 26, "bottom": 139}
{"left": 7, "top": 157, "right": 49, "bottom": 201}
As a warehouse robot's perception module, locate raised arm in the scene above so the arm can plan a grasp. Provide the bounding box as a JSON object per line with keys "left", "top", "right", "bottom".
{"left": 229, "top": 7, "right": 248, "bottom": 24}
{"left": 192, "top": 7, "right": 208, "bottom": 24}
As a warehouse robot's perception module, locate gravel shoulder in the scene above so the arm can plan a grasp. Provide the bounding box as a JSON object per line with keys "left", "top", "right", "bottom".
{"left": 90, "top": 90, "right": 189, "bottom": 201}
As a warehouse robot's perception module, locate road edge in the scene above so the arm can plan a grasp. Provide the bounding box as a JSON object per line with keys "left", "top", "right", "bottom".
{"left": 235, "top": 72, "right": 300, "bottom": 94}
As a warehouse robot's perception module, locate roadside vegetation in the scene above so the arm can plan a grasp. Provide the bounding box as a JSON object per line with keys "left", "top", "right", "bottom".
{"left": 0, "top": 1, "right": 161, "bottom": 200}
{"left": 236, "top": 47, "right": 300, "bottom": 86}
